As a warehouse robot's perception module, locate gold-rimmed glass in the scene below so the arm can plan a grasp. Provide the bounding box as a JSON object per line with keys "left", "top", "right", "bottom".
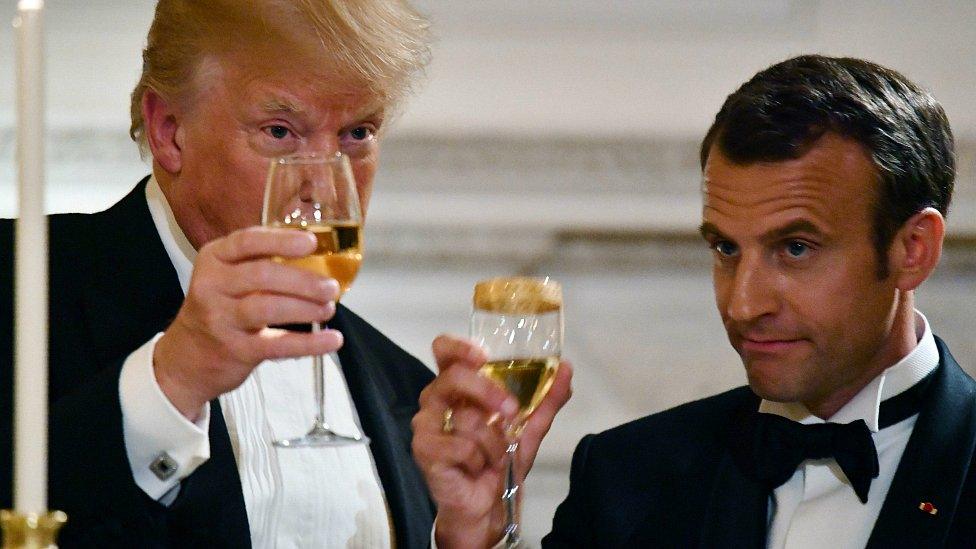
{"left": 470, "top": 276, "right": 563, "bottom": 547}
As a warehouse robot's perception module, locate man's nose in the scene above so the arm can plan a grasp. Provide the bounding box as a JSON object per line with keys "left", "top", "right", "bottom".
{"left": 303, "top": 136, "right": 340, "bottom": 156}
{"left": 726, "top": 252, "right": 778, "bottom": 323}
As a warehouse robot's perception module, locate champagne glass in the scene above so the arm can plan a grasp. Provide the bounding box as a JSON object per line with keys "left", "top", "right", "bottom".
{"left": 263, "top": 152, "right": 368, "bottom": 447}
{"left": 471, "top": 277, "right": 563, "bottom": 547}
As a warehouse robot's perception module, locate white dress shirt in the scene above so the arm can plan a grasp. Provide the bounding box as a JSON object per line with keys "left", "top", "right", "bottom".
{"left": 118, "top": 176, "right": 394, "bottom": 548}
{"left": 760, "top": 311, "right": 939, "bottom": 549}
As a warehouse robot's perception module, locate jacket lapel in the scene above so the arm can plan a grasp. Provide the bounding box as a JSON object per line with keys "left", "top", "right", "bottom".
{"left": 168, "top": 399, "right": 251, "bottom": 548}
{"left": 697, "top": 454, "right": 768, "bottom": 549}
{"left": 624, "top": 390, "right": 768, "bottom": 548}
{"left": 79, "top": 178, "right": 185, "bottom": 364}
{"left": 866, "top": 337, "right": 976, "bottom": 547}
{"left": 697, "top": 403, "right": 769, "bottom": 549}
{"left": 333, "top": 306, "right": 435, "bottom": 549}
{"left": 77, "top": 178, "right": 251, "bottom": 544}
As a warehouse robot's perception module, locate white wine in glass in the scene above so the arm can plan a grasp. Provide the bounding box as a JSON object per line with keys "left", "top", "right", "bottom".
{"left": 263, "top": 152, "right": 368, "bottom": 447}
{"left": 269, "top": 222, "right": 362, "bottom": 294}
{"left": 479, "top": 356, "right": 560, "bottom": 426}
{"left": 471, "top": 276, "right": 563, "bottom": 546}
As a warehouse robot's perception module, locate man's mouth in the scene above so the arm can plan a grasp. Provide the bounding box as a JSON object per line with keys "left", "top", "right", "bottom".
{"left": 739, "top": 336, "right": 805, "bottom": 354}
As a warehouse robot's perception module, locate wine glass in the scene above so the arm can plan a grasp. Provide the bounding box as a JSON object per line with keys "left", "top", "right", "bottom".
{"left": 263, "top": 151, "right": 368, "bottom": 447}
{"left": 470, "top": 276, "right": 563, "bottom": 547}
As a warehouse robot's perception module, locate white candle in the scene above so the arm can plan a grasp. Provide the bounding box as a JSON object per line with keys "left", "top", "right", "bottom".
{"left": 13, "top": 0, "right": 47, "bottom": 514}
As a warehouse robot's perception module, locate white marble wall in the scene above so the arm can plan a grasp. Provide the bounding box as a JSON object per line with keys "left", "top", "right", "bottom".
{"left": 1, "top": 1, "right": 975, "bottom": 139}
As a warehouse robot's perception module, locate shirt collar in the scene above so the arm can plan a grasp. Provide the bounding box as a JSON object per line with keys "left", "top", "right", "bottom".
{"left": 145, "top": 174, "right": 196, "bottom": 296}
{"left": 759, "top": 311, "right": 938, "bottom": 432}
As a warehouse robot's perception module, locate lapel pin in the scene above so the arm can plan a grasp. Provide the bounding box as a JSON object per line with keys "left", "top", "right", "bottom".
{"left": 918, "top": 502, "right": 938, "bottom": 515}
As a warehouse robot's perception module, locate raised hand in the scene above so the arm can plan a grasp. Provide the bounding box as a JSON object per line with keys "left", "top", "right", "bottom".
{"left": 153, "top": 226, "right": 343, "bottom": 420}
{"left": 412, "top": 335, "right": 572, "bottom": 548}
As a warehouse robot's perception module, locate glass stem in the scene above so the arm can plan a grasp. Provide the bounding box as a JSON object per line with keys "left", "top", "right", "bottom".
{"left": 502, "top": 438, "right": 521, "bottom": 548}
{"left": 312, "top": 321, "right": 327, "bottom": 429}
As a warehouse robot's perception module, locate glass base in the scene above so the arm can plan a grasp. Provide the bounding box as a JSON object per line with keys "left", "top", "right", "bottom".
{"left": 274, "top": 423, "right": 369, "bottom": 448}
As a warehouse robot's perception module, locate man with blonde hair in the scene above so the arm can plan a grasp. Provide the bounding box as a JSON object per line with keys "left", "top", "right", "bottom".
{"left": 0, "top": 1, "right": 434, "bottom": 546}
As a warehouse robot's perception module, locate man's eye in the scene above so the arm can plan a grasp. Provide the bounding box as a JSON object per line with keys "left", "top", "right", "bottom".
{"left": 714, "top": 241, "right": 738, "bottom": 257}
{"left": 348, "top": 126, "right": 372, "bottom": 141}
{"left": 266, "top": 125, "right": 290, "bottom": 139}
{"left": 785, "top": 241, "right": 810, "bottom": 258}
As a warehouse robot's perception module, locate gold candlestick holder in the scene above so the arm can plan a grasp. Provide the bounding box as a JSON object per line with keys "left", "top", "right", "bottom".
{"left": 0, "top": 511, "right": 67, "bottom": 549}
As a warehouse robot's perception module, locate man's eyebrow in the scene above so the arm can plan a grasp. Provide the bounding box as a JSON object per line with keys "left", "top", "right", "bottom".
{"left": 352, "top": 106, "right": 386, "bottom": 125}
{"left": 762, "top": 220, "right": 824, "bottom": 242}
{"left": 698, "top": 220, "right": 824, "bottom": 242}
{"left": 260, "top": 98, "right": 305, "bottom": 114}
{"left": 699, "top": 222, "right": 726, "bottom": 240}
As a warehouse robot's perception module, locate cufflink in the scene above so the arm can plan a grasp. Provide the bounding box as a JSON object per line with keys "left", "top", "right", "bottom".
{"left": 918, "top": 501, "right": 938, "bottom": 515}
{"left": 149, "top": 452, "right": 179, "bottom": 481}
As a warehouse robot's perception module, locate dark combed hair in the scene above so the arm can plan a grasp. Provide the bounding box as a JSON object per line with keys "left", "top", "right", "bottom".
{"left": 700, "top": 55, "right": 955, "bottom": 276}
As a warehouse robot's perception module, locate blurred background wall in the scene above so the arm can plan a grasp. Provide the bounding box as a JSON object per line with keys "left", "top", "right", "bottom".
{"left": 1, "top": 1, "right": 974, "bottom": 545}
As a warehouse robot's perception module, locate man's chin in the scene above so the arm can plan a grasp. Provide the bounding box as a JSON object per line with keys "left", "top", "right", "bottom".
{"left": 743, "top": 362, "right": 804, "bottom": 403}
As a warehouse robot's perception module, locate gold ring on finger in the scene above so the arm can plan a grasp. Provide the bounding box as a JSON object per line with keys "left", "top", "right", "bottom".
{"left": 442, "top": 408, "right": 455, "bottom": 434}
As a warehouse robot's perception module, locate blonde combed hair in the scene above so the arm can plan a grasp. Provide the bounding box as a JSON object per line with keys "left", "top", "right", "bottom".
{"left": 129, "top": 0, "right": 432, "bottom": 156}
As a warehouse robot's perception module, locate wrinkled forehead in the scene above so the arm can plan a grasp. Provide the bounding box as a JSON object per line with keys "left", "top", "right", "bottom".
{"left": 700, "top": 137, "right": 879, "bottom": 231}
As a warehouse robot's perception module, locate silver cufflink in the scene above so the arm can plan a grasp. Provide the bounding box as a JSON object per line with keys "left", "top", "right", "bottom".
{"left": 149, "top": 451, "right": 178, "bottom": 481}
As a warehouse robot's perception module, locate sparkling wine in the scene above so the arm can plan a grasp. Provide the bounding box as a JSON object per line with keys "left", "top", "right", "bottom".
{"left": 480, "top": 356, "right": 560, "bottom": 420}
{"left": 275, "top": 223, "right": 362, "bottom": 294}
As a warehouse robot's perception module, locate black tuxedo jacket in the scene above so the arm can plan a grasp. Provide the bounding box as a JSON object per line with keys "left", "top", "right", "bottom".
{"left": 543, "top": 338, "right": 976, "bottom": 548}
{"left": 1, "top": 179, "right": 436, "bottom": 547}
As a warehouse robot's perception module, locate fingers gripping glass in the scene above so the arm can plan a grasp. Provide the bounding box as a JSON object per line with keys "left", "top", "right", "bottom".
{"left": 262, "top": 152, "right": 368, "bottom": 447}
{"left": 471, "top": 277, "right": 563, "bottom": 547}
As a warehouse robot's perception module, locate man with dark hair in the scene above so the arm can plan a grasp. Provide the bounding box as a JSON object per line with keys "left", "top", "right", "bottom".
{"left": 412, "top": 55, "right": 974, "bottom": 547}
{"left": 700, "top": 55, "right": 955, "bottom": 278}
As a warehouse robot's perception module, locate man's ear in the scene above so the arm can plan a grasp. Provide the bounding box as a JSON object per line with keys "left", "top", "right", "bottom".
{"left": 142, "top": 88, "right": 184, "bottom": 174}
{"left": 888, "top": 207, "right": 945, "bottom": 291}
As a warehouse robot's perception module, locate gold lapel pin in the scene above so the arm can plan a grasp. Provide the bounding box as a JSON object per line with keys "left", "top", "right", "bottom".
{"left": 918, "top": 502, "right": 938, "bottom": 515}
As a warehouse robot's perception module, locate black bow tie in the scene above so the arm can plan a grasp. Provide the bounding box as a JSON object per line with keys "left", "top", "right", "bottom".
{"left": 740, "top": 415, "right": 878, "bottom": 503}
{"left": 730, "top": 370, "right": 935, "bottom": 504}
